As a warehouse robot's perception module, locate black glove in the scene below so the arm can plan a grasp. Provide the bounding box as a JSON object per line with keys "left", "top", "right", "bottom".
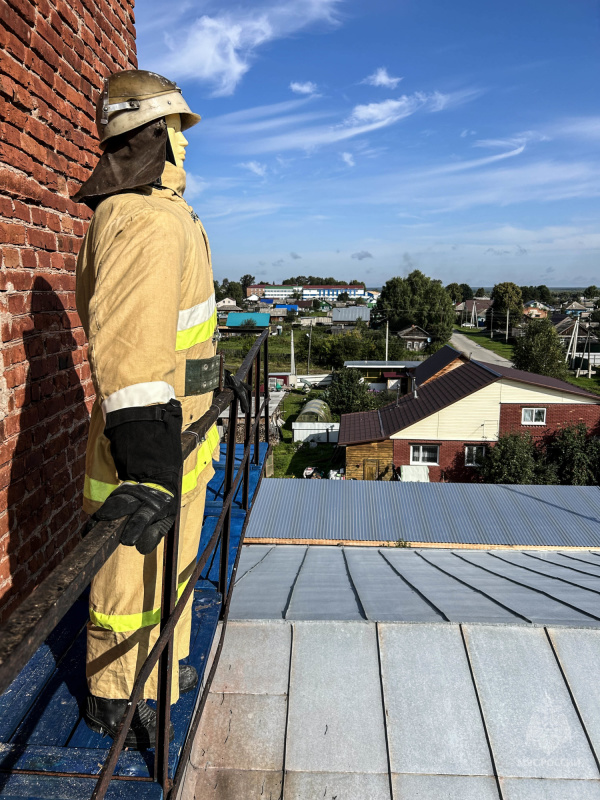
{"left": 224, "top": 370, "right": 251, "bottom": 414}
{"left": 91, "top": 482, "right": 178, "bottom": 555}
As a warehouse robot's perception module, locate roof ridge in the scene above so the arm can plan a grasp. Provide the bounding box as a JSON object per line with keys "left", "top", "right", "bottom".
{"left": 377, "top": 408, "right": 384, "bottom": 438}
{"left": 470, "top": 359, "right": 501, "bottom": 378}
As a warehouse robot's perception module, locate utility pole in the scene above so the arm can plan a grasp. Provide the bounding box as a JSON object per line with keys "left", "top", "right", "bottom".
{"left": 290, "top": 328, "right": 296, "bottom": 376}
{"left": 385, "top": 319, "right": 389, "bottom": 362}
{"left": 505, "top": 308, "right": 509, "bottom": 343}
{"left": 306, "top": 325, "right": 312, "bottom": 375}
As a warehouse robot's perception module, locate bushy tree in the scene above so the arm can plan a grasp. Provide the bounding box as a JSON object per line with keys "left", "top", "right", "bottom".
{"left": 239, "top": 274, "right": 255, "bottom": 293}
{"left": 584, "top": 285, "right": 599, "bottom": 299}
{"left": 325, "top": 368, "right": 373, "bottom": 415}
{"left": 478, "top": 433, "right": 548, "bottom": 484}
{"left": 474, "top": 287, "right": 486, "bottom": 297}
{"left": 446, "top": 282, "right": 463, "bottom": 303}
{"left": 312, "top": 299, "right": 321, "bottom": 311}
{"left": 512, "top": 318, "right": 567, "bottom": 379}
{"left": 459, "top": 283, "right": 473, "bottom": 302}
{"left": 338, "top": 292, "right": 349, "bottom": 302}
{"left": 376, "top": 269, "right": 455, "bottom": 343}
{"left": 546, "top": 423, "right": 600, "bottom": 485}
{"left": 491, "top": 282, "right": 523, "bottom": 316}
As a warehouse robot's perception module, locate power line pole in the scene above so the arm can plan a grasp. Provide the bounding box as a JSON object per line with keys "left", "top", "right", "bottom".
{"left": 385, "top": 319, "right": 389, "bottom": 362}
{"left": 505, "top": 308, "right": 509, "bottom": 343}
{"left": 307, "top": 324, "right": 312, "bottom": 375}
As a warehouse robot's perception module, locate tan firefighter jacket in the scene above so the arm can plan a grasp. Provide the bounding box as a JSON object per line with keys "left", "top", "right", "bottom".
{"left": 76, "top": 162, "right": 219, "bottom": 515}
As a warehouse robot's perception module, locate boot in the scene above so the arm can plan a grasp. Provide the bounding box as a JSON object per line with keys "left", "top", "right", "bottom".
{"left": 179, "top": 664, "right": 198, "bottom": 694}
{"left": 85, "top": 695, "right": 174, "bottom": 750}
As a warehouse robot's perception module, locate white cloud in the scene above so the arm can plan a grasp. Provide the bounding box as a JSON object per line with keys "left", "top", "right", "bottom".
{"left": 239, "top": 161, "right": 268, "bottom": 177}
{"left": 215, "top": 89, "right": 479, "bottom": 154}
{"left": 362, "top": 67, "right": 402, "bottom": 89}
{"left": 552, "top": 116, "right": 600, "bottom": 140}
{"left": 290, "top": 81, "right": 318, "bottom": 95}
{"left": 151, "top": 0, "right": 342, "bottom": 96}
{"left": 341, "top": 152, "right": 355, "bottom": 167}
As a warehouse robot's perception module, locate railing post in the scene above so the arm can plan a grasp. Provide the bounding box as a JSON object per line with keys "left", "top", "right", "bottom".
{"left": 242, "top": 363, "right": 252, "bottom": 511}
{"left": 253, "top": 348, "right": 261, "bottom": 465}
{"left": 263, "top": 334, "right": 270, "bottom": 444}
{"left": 219, "top": 394, "right": 239, "bottom": 615}
{"left": 154, "top": 472, "right": 182, "bottom": 791}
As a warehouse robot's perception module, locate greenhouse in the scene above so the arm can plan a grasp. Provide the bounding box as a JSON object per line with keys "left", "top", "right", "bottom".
{"left": 297, "top": 398, "right": 333, "bottom": 422}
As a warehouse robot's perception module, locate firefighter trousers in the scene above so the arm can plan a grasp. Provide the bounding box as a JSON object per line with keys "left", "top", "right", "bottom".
{"left": 86, "top": 461, "right": 214, "bottom": 704}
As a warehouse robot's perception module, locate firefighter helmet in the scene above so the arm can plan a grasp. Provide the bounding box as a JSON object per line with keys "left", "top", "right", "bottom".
{"left": 97, "top": 70, "right": 201, "bottom": 146}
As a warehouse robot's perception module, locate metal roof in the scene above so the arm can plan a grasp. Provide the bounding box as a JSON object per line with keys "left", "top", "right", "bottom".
{"left": 230, "top": 544, "right": 600, "bottom": 626}
{"left": 339, "top": 360, "right": 495, "bottom": 444}
{"left": 331, "top": 306, "right": 371, "bottom": 323}
{"left": 344, "top": 360, "right": 421, "bottom": 368}
{"left": 245, "top": 480, "right": 600, "bottom": 548}
{"left": 414, "top": 344, "right": 463, "bottom": 385}
{"left": 225, "top": 312, "right": 270, "bottom": 327}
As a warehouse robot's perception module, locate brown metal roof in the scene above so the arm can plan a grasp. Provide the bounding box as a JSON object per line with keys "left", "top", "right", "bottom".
{"left": 339, "top": 361, "right": 495, "bottom": 445}
{"left": 478, "top": 362, "right": 600, "bottom": 400}
{"left": 413, "top": 344, "right": 463, "bottom": 386}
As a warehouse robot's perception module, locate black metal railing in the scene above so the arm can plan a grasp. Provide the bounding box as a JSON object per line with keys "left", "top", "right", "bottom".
{"left": 0, "top": 327, "right": 271, "bottom": 799}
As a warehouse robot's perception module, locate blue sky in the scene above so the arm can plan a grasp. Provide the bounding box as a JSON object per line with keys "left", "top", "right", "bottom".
{"left": 136, "top": 0, "right": 600, "bottom": 288}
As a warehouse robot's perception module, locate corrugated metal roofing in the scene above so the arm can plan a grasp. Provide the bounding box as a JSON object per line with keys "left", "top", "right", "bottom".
{"left": 339, "top": 361, "right": 496, "bottom": 444}
{"left": 331, "top": 307, "right": 372, "bottom": 323}
{"left": 476, "top": 360, "right": 600, "bottom": 399}
{"left": 245, "top": 480, "right": 600, "bottom": 547}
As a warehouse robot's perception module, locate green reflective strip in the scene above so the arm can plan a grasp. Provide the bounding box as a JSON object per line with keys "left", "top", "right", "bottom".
{"left": 84, "top": 475, "right": 119, "bottom": 504}
{"left": 90, "top": 578, "right": 190, "bottom": 633}
{"left": 176, "top": 310, "right": 217, "bottom": 351}
{"left": 182, "top": 425, "right": 220, "bottom": 495}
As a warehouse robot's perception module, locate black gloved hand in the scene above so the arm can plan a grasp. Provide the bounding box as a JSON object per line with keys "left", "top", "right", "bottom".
{"left": 224, "top": 369, "right": 251, "bottom": 414}
{"left": 91, "top": 482, "right": 178, "bottom": 555}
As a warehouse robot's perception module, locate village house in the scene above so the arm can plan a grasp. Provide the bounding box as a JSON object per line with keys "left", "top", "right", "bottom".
{"left": 339, "top": 345, "right": 600, "bottom": 482}
{"left": 523, "top": 300, "right": 553, "bottom": 319}
{"left": 396, "top": 324, "right": 430, "bottom": 351}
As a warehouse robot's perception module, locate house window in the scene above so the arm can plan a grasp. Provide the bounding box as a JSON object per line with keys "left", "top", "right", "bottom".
{"left": 522, "top": 407, "right": 546, "bottom": 425}
{"left": 406, "top": 341, "right": 413, "bottom": 349}
{"left": 465, "top": 445, "right": 486, "bottom": 466}
{"left": 411, "top": 445, "right": 439, "bottom": 465}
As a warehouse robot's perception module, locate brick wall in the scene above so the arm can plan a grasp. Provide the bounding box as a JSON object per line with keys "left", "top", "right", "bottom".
{"left": 499, "top": 404, "right": 600, "bottom": 439}
{"left": 393, "top": 439, "right": 487, "bottom": 483}
{"left": 0, "top": 0, "right": 137, "bottom": 619}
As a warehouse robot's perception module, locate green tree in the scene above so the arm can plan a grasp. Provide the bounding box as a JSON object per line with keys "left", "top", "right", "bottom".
{"left": 312, "top": 298, "right": 321, "bottom": 311}
{"left": 325, "top": 368, "right": 373, "bottom": 415}
{"left": 446, "top": 282, "right": 463, "bottom": 303}
{"left": 474, "top": 287, "right": 486, "bottom": 297}
{"left": 239, "top": 274, "right": 255, "bottom": 293}
{"left": 584, "top": 285, "right": 599, "bottom": 299}
{"left": 512, "top": 318, "right": 567, "bottom": 379}
{"left": 491, "top": 282, "right": 523, "bottom": 315}
{"left": 546, "top": 423, "right": 597, "bottom": 485}
{"left": 478, "top": 433, "right": 539, "bottom": 484}
{"left": 218, "top": 279, "right": 244, "bottom": 305}
{"left": 459, "top": 283, "right": 473, "bottom": 302}
{"left": 536, "top": 284, "right": 554, "bottom": 306}
{"left": 338, "top": 292, "right": 349, "bottom": 302}
{"left": 590, "top": 310, "right": 600, "bottom": 324}
{"left": 376, "top": 269, "right": 455, "bottom": 344}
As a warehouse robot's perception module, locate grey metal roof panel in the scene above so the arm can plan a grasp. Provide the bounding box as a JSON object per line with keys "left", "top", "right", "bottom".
{"left": 463, "top": 624, "right": 600, "bottom": 779}
{"left": 500, "top": 779, "right": 600, "bottom": 800}
{"left": 245, "top": 480, "right": 600, "bottom": 548}
{"left": 285, "top": 621, "right": 389, "bottom": 773}
{"left": 393, "top": 775, "right": 500, "bottom": 799}
{"left": 331, "top": 306, "right": 372, "bottom": 322}
{"left": 379, "top": 623, "right": 493, "bottom": 776}
{"left": 228, "top": 545, "right": 306, "bottom": 620}
{"left": 285, "top": 547, "right": 364, "bottom": 620}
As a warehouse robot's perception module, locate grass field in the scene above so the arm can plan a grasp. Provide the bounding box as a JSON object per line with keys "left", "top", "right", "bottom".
{"left": 453, "top": 327, "right": 515, "bottom": 360}
{"left": 217, "top": 329, "right": 328, "bottom": 373}
{"left": 271, "top": 388, "right": 343, "bottom": 478}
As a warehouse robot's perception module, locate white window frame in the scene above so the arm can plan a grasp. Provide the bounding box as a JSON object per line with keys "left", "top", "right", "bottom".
{"left": 410, "top": 444, "right": 439, "bottom": 465}
{"left": 521, "top": 407, "right": 547, "bottom": 425}
{"left": 465, "top": 444, "right": 486, "bottom": 467}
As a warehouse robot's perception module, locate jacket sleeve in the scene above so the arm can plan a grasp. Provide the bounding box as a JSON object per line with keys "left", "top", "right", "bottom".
{"left": 87, "top": 204, "right": 186, "bottom": 493}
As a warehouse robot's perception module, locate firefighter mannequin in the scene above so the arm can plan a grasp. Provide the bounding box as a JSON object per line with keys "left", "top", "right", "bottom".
{"left": 74, "top": 71, "right": 222, "bottom": 748}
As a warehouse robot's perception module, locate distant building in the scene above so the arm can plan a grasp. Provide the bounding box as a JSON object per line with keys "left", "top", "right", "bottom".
{"left": 343, "top": 359, "right": 422, "bottom": 392}
{"left": 455, "top": 298, "right": 493, "bottom": 326}
{"left": 396, "top": 325, "right": 430, "bottom": 351}
{"left": 302, "top": 285, "right": 365, "bottom": 300}
{"left": 225, "top": 312, "right": 270, "bottom": 328}
{"left": 523, "top": 300, "right": 552, "bottom": 319}
{"left": 246, "top": 284, "right": 301, "bottom": 299}
{"left": 565, "top": 301, "right": 587, "bottom": 315}
{"left": 331, "top": 307, "right": 371, "bottom": 328}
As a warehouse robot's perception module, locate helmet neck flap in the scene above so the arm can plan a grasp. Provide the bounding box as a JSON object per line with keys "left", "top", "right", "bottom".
{"left": 73, "top": 118, "right": 168, "bottom": 209}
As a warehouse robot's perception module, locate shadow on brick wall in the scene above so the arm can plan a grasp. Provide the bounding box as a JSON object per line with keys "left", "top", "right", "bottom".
{"left": 3, "top": 276, "right": 89, "bottom": 622}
